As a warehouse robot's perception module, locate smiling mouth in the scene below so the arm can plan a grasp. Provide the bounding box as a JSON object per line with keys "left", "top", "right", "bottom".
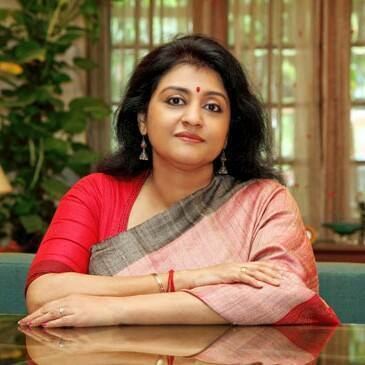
{"left": 174, "top": 132, "right": 205, "bottom": 143}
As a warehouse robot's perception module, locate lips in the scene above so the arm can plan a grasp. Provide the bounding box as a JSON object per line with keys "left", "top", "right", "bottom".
{"left": 174, "top": 131, "right": 205, "bottom": 143}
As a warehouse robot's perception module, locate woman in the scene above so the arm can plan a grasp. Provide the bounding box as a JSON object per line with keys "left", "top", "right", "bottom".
{"left": 20, "top": 34, "right": 339, "bottom": 327}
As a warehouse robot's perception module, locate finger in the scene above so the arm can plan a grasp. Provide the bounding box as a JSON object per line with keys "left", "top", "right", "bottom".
{"left": 19, "top": 306, "right": 55, "bottom": 326}
{"left": 255, "top": 265, "right": 283, "bottom": 279}
{"left": 29, "top": 307, "right": 70, "bottom": 327}
{"left": 244, "top": 262, "right": 285, "bottom": 277}
{"left": 248, "top": 261, "right": 281, "bottom": 272}
{"left": 19, "top": 311, "right": 43, "bottom": 326}
{"left": 42, "top": 315, "right": 75, "bottom": 328}
{"left": 238, "top": 271, "right": 264, "bottom": 288}
{"left": 247, "top": 270, "right": 281, "bottom": 286}
{"left": 44, "top": 327, "right": 76, "bottom": 341}
{"left": 19, "top": 326, "right": 54, "bottom": 343}
{"left": 29, "top": 311, "right": 61, "bottom": 327}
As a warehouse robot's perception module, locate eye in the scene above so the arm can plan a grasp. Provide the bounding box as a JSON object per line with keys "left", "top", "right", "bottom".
{"left": 166, "top": 96, "right": 185, "bottom": 105}
{"left": 205, "top": 103, "right": 222, "bottom": 113}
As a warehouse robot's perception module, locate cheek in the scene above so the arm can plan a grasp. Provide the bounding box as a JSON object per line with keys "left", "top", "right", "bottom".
{"left": 210, "top": 119, "right": 230, "bottom": 140}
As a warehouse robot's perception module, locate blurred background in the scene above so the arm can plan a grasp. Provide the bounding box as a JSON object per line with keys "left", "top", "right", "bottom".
{"left": 0, "top": 0, "right": 364, "bottom": 255}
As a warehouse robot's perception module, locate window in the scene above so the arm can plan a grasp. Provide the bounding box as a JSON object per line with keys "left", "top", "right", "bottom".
{"left": 104, "top": 0, "right": 363, "bottom": 229}
{"left": 109, "top": 0, "right": 192, "bottom": 148}
{"left": 110, "top": 0, "right": 192, "bottom": 105}
{"left": 351, "top": 0, "right": 365, "bottom": 213}
{"left": 227, "top": 0, "right": 297, "bottom": 186}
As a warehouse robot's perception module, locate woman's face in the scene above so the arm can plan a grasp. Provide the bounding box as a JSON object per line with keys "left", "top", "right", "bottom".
{"left": 139, "top": 63, "right": 230, "bottom": 172}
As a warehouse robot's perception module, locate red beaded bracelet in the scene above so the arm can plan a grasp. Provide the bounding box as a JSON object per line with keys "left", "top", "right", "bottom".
{"left": 167, "top": 269, "right": 175, "bottom": 292}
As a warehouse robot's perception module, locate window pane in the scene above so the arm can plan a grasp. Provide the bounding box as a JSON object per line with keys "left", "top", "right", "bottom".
{"left": 282, "top": 49, "right": 296, "bottom": 103}
{"left": 111, "top": 50, "right": 124, "bottom": 102}
{"left": 111, "top": 0, "right": 136, "bottom": 45}
{"left": 357, "top": 165, "right": 365, "bottom": 193}
{"left": 240, "top": 49, "right": 268, "bottom": 101}
{"left": 111, "top": 49, "right": 136, "bottom": 103}
{"left": 282, "top": 0, "right": 295, "bottom": 45}
{"left": 271, "top": 49, "right": 296, "bottom": 103}
{"left": 351, "top": 47, "right": 365, "bottom": 101}
{"left": 351, "top": 108, "right": 365, "bottom": 160}
{"left": 271, "top": 107, "right": 295, "bottom": 160}
{"left": 228, "top": 0, "right": 269, "bottom": 47}
{"left": 350, "top": 164, "right": 365, "bottom": 217}
{"left": 153, "top": 0, "right": 192, "bottom": 44}
{"left": 351, "top": 0, "right": 365, "bottom": 43}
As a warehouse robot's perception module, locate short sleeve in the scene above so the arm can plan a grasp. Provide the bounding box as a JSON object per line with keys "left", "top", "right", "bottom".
{"left": 25, "top": 174, "right": 105, "bottom": 290}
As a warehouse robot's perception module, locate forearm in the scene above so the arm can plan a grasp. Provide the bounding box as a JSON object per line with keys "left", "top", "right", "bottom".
{"left": 23, "top": 290, "right": 229, "bottom": 327}
{"left": 26, "top": 270, "right": 194, "bottom": 312}
{"left": 26, "top": 260, "right": 283, "bottom": 313}
{"left": 111, "top": 291, "right": 229, "bottom": 325}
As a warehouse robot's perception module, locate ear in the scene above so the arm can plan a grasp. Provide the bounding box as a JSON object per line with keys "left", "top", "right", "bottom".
{"left": 137, "top": 113, "right": 147, "bottom": 135}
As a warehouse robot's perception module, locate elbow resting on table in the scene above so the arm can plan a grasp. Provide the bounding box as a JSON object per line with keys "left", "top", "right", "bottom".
{"left": 26, "top": 273, "right": 61, "bottom": 313}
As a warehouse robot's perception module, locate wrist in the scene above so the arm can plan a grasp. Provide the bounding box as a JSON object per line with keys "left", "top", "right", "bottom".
{"left": 174, "top": 269, "right": 201, "bottom": 290}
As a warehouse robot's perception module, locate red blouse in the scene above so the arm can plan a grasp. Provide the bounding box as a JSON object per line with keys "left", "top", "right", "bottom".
{"left": 25, "top": 172, "right": 147, "bottom": 291}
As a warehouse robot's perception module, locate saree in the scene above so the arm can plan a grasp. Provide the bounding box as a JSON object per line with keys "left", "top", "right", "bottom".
{"left": 89, "top": 175, "right": 339, "bottom": 325}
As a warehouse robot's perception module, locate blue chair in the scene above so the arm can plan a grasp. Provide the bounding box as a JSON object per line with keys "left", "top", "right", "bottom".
{"left": 317, "top": 262, "right": 365, "bottom": 324}
{"left": 0, "top": 253, "right": 34, "bottom": 314}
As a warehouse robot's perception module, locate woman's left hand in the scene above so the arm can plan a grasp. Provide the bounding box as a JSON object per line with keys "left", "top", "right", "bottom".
{"left": 18, "top": 294, "right": 119, "bottom": 328}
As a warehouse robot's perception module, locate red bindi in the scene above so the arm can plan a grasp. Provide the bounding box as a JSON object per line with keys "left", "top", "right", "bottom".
{"left": 196, "top": 86, "right": 200, "bottom": 93}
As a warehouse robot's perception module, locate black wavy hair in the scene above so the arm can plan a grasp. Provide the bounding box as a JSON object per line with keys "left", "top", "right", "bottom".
{"left": 97, "top": 34, "right": 282, "bottom": 183}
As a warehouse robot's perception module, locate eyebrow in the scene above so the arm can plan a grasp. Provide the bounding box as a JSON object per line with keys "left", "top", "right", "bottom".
{"left": 160, "top": 86, "right": 228, "bottom": 103}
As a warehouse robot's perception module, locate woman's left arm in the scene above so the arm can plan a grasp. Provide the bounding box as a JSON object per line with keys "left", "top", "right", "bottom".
{"left": 19, "top": 291, "right": 228, "bottom": 327}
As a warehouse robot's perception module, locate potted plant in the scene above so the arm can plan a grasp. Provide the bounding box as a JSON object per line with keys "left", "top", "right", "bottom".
{"left": 0, "top": 0, "right": 110, "bottom": 252}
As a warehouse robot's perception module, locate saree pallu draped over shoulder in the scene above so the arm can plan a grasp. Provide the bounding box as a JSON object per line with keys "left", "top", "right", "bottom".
{"left": 89, "top": 176, "right": 339, "bottom": 326}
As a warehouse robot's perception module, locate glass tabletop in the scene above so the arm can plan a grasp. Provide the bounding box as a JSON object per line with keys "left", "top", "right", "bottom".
{"left": 0, "top": 314, "right": 364, "bottom": 364}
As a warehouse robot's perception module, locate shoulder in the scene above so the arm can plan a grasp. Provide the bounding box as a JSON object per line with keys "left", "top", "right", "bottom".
{"left": 74, "top": 172, "right": 136, "bottom": 189}
{"left": 234, "top": 178, "right": 298, "bottom": 211}
{"left": 66, "top": 172, "right": 146, "bottom": 198}
{"left": 239, "top": 178, "right": 286, "bottom": 199}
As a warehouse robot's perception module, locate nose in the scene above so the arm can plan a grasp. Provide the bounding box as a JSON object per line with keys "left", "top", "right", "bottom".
{"left": 181, "top": 101, "right": 203, "bottom": 127}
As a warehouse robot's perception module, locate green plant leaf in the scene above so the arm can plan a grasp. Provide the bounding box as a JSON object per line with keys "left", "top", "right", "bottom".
{"left": 41, "top": 177, "right": 69, "bottom": 200}
{"left": 63, "top": 112, "right": 87, "bottom": 134}
{"left": 19, "top": 214, "right": 44, "bottom": 234}
{"left": 0, "top": 93, "right": 36, "bottom": 107}
{"left": 71, "top": 149, "right": 99, "bottom": 165}
{"left": 69, "top": 97, "right": 110, "bottom": 119}
{"left": 56, "top": 31, "right": 83, "bottom": 46}
{"left": 73, "top": 57, "right": 97, "bottom": 70}
{"left": 14, "top": 196, "right": 36, "bottom": 216}
{"left": 0, "top": 9, "right": 10, "bottom": 21}
{"left": 52, "top": 72, "right": 71, "bottom": 84}
{"left": 44, "top": 138, "right": 70, "bottom": 155}
{"left": 14, "top": 40, "right": 46, "bottom": 62}
{"left": 0, "top": 0, "right": 102, "bottom": 248}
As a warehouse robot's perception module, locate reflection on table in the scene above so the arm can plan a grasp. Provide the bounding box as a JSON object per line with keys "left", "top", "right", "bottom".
{"left": 0, "top": 314, "right": 364, "bottom": 364}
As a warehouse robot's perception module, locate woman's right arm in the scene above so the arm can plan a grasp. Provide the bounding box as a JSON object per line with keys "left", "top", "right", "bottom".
{"left": 26, "top": 261, "right": 281, "bottom": 312}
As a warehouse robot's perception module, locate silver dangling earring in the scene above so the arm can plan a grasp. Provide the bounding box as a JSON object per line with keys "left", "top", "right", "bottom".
{"left": 218, "top": 150, "right": 228, "bottom": 175}
{"left": 139, "top": 135, "right": 149, "bottom": 161}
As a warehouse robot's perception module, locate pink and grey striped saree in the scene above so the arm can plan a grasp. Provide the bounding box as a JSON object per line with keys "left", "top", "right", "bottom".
{"left": 89, "top": 176, "right": 339, "bottom": 325}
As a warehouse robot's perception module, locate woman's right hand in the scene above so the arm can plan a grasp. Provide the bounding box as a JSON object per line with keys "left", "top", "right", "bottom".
{"left": 183, "top": 261, "right": 283, "bottom": 289}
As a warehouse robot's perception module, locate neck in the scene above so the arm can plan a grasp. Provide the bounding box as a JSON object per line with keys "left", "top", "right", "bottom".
{"left": 148, "top": 162, "right": 214, "bottom": 207}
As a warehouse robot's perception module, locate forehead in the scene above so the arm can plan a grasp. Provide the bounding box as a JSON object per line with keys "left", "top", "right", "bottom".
{"left": 155, "top": 64, "right": 227, "bottom": 93}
